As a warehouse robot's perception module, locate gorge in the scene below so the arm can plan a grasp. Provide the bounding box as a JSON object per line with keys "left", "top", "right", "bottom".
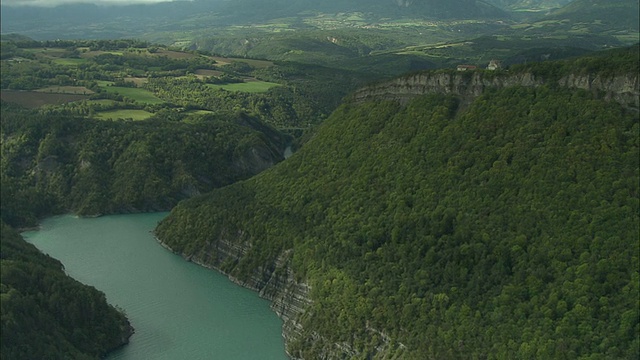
{"left": 2, "top": 43, "right": 638, "bottom": 359}
{"left": 154, "top": 46, "right": 639, "bottom": 359}
{"left": 22, "top": 213, "right": 288, "bottom": 360}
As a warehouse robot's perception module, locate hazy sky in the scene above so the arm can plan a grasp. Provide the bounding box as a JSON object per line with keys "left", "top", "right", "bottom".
{"left": 2, "top": 0, "right": 179, "bottom": 6}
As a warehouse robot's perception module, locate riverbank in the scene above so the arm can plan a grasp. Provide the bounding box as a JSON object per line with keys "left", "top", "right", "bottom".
{"left": 24, "top": 214, "right": 287, "bottom": 360}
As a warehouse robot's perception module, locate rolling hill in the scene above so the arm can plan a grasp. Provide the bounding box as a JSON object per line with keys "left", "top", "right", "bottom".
{"left": 545, "top": 0, "right": 640, "bottom": 31}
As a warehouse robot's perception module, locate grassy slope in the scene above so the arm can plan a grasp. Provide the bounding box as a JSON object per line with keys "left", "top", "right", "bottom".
{"left": 99, "top": 85, "right": 164, "bottom": 104}
{"left": 94, "top": 109, "right": 154, "bottom": 121}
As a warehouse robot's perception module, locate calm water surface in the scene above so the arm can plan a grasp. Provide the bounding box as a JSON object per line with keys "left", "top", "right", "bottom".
{"left": 22, "top": 213, "right": 287, "bottom": 360}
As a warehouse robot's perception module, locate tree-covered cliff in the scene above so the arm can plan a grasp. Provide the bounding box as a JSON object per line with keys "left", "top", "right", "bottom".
{"left": 0, "top": 222, "right": 133, "bottom": 360}
{"left": 155, "top": 48, "right": 639, "bottom": 358}
{"left": 0, "top": 102, "right": 288, "bottom": 358}
{"left": 1, "top": 106, "right": 288, "bottom": 228}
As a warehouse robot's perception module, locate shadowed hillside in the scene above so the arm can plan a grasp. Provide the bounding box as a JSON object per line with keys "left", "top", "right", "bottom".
{"left": 1, "top": 222, "right": 133, "bottom": 360}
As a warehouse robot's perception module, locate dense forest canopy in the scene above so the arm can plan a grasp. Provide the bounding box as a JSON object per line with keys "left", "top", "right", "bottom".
{"left": 156, "top": 47, "right": 639, "bottom": 358}
{"left": 0, "top": 107, "right": 290, "bottom": 228}
{"left": 0, "top": 222, "right": 133, "bottom": 360}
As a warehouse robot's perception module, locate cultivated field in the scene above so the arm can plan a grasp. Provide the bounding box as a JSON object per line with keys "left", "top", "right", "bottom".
{"left": 155, "top": 49, "right": 199, "bottom": 59}
{"left": 123, "top": 77, "right": 149, "bottom": 86}
{"left": 194, "top": 69, "right": 225, "bottom": 78}
{"left": 24, "top": 48, "right": 69, "bottom": 57}
{"left": 80, "top": 50, "right": 125, "bottom": 58}
{"left": 52, "top": 58, "right": 88, "bottom": 66}
{"left": 86, "top": 99, "right": 119, "bottom": 106}
{"left": 35, "top": 86, "right": 95, "bottom": 95}
{"left": 0, "top": 90, "right": 88, "bottom": 108}
{"left": 210, "top": 56, "right": 274, "bottom": 68}
{"left": 99, "top": 84, "right": 164, "bottom": 104}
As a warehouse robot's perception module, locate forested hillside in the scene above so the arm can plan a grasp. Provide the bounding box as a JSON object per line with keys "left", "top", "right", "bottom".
{"left": 2, "top": 1, "right": 638, "bottom": 358}
{"left": 1, "top": 222, "right": 132, "bottom": 360}
{"left": 156, "top": 48, "right": 639, "bottom": 358}
{"left": 0, "top": 106, "right": 288, "bottom": 228}
{"left": 0, "top": 40, "right": 298, "bottom": 359}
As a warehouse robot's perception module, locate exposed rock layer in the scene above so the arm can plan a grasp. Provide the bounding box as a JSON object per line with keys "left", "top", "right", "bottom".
{"left": 156, "top": 236, "right": 310, "bottom": 358}
{"left": 353, "top": 70, "right": 640, "bottom": 109}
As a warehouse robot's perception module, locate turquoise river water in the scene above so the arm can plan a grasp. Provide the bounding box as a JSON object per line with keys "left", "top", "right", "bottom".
{"left": 22, "top": 213, "right": 287, "bottom": 360}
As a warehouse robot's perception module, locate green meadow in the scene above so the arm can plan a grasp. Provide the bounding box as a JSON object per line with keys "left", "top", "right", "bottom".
{"left": 206, "top": 81, "right": 280, "bottom": 93}
{"left": 185, "top": 110, "right": 215, "bottom": 115}
{"left": 99, "top": 84, "right": 164, "bottom": 104}
{"left": 52, "top": 58, "right": 88, "bottom": 66}
{"left": 85, "top": 99, "right": 119, "bottom": 106}
{"left": 94, "top": 109, "right": 154, "bottom": 121}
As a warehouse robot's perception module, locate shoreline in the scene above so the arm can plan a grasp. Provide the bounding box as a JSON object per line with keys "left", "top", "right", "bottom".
{"left": 152, "top": 234, "right": 293, "bottom": 359}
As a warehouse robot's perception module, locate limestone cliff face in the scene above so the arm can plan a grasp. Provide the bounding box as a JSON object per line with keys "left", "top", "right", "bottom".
{"left": 353, "top": 70, "right": 639, "bottom": 109}
{"left": 158, "top": 235, "right": 310, "bottom": 358}
{"left": 257, "top": 252, "right": 311, "bottom": 352}
{"left": 159, "top": 231, "right": 400, "bottom": 358}
{"left": 557, "top": 73, "right": 640, "bottom": 108}
{"left": 232, "top": 142, "right": 283, "bottom": 175}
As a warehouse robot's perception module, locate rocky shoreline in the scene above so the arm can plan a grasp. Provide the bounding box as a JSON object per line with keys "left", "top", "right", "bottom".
{"left": 153, "top": 234, "right": 310, "bottom": 359}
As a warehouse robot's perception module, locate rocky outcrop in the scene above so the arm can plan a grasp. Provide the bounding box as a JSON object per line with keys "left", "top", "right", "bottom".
{"left": 232, "top": 142, "right": 283, "bottom": 175}
{"left": 258, "top": 252, "right": 311, "bottom": 353}
{"left": 557, "top": 73, "right": 640, "bottom": 109}
{"left": 353, "top": 70, "right": 640, "bottom": 109}
{"left": 158, "top": 231, "right": 408, "bottom": 359}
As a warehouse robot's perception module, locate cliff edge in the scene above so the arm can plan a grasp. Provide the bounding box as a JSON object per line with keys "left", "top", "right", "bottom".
{"left": 353, "top": 70, "right": 639, "bottom": 109}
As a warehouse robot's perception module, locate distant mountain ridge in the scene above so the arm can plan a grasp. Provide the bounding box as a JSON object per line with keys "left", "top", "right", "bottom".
{"left": 546, "top": 0, "right": 640, "bottom": 30}
{"left": 0, "top": 0, "right": 506, "bottom": 40}
{"left": 0, "top": 34, "right": 34, "bottom": 42}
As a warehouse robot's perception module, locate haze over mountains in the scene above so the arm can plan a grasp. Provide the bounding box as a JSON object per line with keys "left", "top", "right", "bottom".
{"left": 1, "top": 0, "right": 637, "bottom": 74}
{"left": 2, "top": 0, "right": 505, "bottom": 38}
{"left": 0, "top": 0, "right": 615, "bottom": 39}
